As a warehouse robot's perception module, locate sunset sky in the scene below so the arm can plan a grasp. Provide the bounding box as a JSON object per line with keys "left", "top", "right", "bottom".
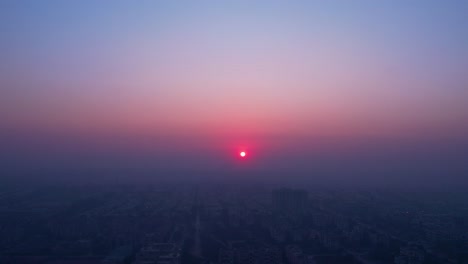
{"left": 1, "top": 1, "right": 467, "bottom": 184}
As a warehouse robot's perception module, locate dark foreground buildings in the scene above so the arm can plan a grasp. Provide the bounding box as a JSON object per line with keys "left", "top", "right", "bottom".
{"left": 0, "top": 184, "right": 467, "bottom": 264}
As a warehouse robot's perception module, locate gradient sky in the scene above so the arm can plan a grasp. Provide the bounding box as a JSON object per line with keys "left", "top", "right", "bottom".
{"left": 1, "top": 1, "right": 468, "bottom": 184}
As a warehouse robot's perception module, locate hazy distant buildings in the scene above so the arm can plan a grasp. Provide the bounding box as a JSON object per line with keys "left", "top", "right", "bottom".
{"left": 286, "top": 245, "right": 311, "bottom": 264}
{"left": 133, "top": 243, "right": 180, "bottom": 264}
{"left": 218, "top": 241, "right": 281, "bottom": 264}
{"left": 394, "top": 244, "right": 425, "bottom": 264}
{"left": 102, "top": 245, "right": 133, "bottom": 264}
{"left": 272, "top": 188, "right": 308, "bottom": 215}
{"left": 1, "top": 184, "right": 465, "bottom": 264}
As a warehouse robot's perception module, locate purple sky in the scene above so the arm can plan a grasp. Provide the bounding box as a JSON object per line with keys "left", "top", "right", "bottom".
{"left": 1, "top": 1, "right": 467, "bottom": 185}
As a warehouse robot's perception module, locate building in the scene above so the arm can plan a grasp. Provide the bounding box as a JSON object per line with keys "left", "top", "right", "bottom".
{"left": 133, "top": 243, "right": 180, "bottom": 264}
{"left": 394, "top": 244, "right": 425, "bottom": 264}
{"left": 272, "top": 188, "right": 308, "bottom": 215}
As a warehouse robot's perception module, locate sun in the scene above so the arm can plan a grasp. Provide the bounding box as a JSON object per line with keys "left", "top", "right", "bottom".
{"left": 240, "top": 151, "right": 246, "bottom": 157}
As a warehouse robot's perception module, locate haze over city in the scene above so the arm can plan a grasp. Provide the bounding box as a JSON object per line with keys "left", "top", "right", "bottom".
{"left": 0, "top": 2, "right": 468, "bottom": 264}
